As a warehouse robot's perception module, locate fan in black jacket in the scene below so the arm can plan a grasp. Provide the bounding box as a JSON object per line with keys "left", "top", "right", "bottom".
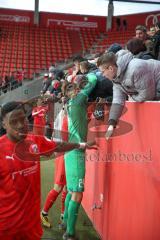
{"left": 151, "top": 22, "right": 160, "bottom": 60}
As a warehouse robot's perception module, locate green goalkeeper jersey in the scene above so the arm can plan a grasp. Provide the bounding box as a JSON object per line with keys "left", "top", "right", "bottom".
{"left": 67, "top": 73, "right": 97, "bottom": 143}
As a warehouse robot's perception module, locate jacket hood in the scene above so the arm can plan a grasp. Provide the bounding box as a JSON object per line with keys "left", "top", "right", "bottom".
{"left": 114, "top": 50, "right": 133, "bottom": 83}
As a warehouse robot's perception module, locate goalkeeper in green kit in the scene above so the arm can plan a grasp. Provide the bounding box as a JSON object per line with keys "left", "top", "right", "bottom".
{"left": 62, "top": 73, "right": 97, "bottom": 240}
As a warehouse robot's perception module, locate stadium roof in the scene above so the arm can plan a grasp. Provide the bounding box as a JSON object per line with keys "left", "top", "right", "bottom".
{"left": 114, "top": 0, "right": 160, "bottom": 3}
{"left": 0, "top": 0, "right": 159, "bottom": 16}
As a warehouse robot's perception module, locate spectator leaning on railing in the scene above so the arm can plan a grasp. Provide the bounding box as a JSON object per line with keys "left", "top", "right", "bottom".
{"left": 97, "top": 50, "right": 160, "bottom": 139}
{"left": 126, "top": 38, "right": 155, "bottom": 60}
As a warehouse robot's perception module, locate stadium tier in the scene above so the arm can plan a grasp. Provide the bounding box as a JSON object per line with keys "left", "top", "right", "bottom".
{"left": 91, "top": 30, "right": 134, "bottom": 53}
{"left": 0, "top": 23, "right": 74, "bottom": 79}
{"left": 0, "top": 23, "right": 102, "bottom": 79}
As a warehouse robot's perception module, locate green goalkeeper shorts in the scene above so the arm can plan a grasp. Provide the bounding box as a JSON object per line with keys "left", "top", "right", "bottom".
{"left": 64, "top": 150, "right": 85, "bottom": 192}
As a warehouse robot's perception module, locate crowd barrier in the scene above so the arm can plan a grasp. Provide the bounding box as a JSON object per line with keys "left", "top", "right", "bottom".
{"left": 83, "top": 102, "right": 160, "bottom": 240}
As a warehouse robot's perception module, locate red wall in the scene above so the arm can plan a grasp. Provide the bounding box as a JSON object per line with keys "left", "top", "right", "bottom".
{"left": 0, "top": 8, "right": 159, "bottom": 31}
{"left": 39, "top": 12, "right": 106, "bottom": 31}
{"left": 0, "top": 8, "right": 34, "bottom": 24}
{"left": 83, "top": 102, "right": 160, "bottom": 240}
{"left": 112, "top": 10, "right": 160, "bottom": 30}
{"left": 39, "top": 10, "right": 160, "bottom": 31}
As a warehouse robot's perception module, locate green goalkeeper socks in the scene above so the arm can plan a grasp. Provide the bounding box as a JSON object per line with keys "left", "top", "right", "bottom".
{"left": 67, "top": 200, "right": 80, "bottom": 236}
{"left": 63, "top": 192, "right": 72, "bottom": 225}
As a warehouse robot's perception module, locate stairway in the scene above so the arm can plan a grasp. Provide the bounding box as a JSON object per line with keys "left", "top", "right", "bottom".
{"left": 68, "top": 30, "right": 83, "bottom": 54}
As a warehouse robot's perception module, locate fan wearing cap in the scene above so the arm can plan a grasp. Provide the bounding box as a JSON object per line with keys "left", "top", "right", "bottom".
{"left": 41, "top": 73, "right": 52, "bottom": 94}
{"left": 107, "top": 43, "right": 122, "bottom": 54}
{"left": 0, "top": 101, "right": 96, "bottom": 240}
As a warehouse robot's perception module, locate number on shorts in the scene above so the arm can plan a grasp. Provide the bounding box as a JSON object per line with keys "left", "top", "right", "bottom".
{"left": 79, "top": 179, "right": 84, "bottom": 188}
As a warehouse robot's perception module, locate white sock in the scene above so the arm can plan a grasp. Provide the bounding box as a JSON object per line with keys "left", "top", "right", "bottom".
{"left": 42, "top": 210, "right": 48, "bottom": 215}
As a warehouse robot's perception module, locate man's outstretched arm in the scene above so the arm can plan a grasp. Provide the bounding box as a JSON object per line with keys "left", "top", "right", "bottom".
{"left": 54, "top": 140, "right": 96, "bottom": 152}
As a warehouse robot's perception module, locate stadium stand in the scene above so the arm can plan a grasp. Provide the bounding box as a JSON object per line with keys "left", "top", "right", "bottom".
{"left": 0, "top": 23, "right": 73, "bottom": 80}
{"left": 80, "top": 28, "right": 101, "bottom": 51}
{"left": 90, "top": 30, "right": 134, "bottom": 53}
{"left": 0, "top": 21, "right": 103, "bottom": 80}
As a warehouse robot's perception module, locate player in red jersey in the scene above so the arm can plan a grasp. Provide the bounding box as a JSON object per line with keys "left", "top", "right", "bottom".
{"left": 41, "top": 108, "right": 68, "bottom": 228}
{"left": 32, "top": 97, "right": 48, "bottom": 136}
{"left": 0, "top": 101, "right": 95, "bottom": 240}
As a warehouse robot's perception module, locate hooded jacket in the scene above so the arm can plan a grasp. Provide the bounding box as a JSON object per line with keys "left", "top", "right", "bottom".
{"left": 109, "top": 50, "right": 160, "bottom": 125}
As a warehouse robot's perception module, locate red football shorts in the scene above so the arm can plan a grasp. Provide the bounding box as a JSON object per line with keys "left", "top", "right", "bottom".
{"left": 54, "top": 154, "right": 66, "bottom": 186}
{"left": 54, "top": 114, "right": 68, "bottom": 186}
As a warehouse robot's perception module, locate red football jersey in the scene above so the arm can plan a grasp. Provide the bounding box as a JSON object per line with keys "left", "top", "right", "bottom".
{"left": 32, "top": 106, "right": 48, "bottom": 126}
{"left": 0, "top": 134, "right": 57, "bottom": 235}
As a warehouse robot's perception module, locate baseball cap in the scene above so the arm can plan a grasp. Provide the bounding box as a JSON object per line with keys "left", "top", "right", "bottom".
{"left": 107, "top": 43, "right": 122, "bottom": 54}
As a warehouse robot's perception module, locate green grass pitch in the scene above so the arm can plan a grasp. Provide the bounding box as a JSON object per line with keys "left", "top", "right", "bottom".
{"left": 41, "top": 159, "right": 101, "bottom": 240}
